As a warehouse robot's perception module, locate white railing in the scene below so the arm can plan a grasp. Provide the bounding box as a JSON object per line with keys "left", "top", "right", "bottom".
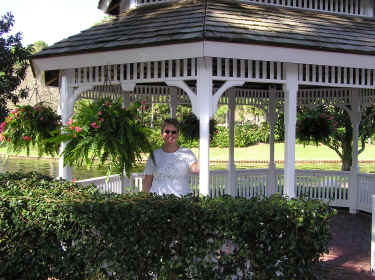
{"left": 359, "top": 174, "right": 375, "bottom": 213}
{"left": 78, "top": 169, "right": 375, "bottom": 213}
{"left": 78, "top": 174, "right": 126, "bottom": 194}
{"left": 236, "top": 169, "right": 268, "bottom": 198}
{"left": 295, "top": 169, "right": 351, "bottom": 208}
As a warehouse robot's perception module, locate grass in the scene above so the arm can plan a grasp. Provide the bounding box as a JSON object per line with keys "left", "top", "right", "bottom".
{"left": 2, "top": 142, "right": 374, "bottom": 162}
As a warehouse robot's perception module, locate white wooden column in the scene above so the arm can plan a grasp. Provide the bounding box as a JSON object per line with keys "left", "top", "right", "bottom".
{"left": 282, "top": 63, "right": 298, "bottom": 198}
{"left": 197, "top": 57, "right": 213, "bottom": 196}
{"left": 349, "top": 90, "right": 361, "bottom": 214}
{"left": 58, "top": 71, "right": 74, "bottom": 180}
{"left": 169, "top": 87, "right": 178, "bottom": 119}
{"left": 267, "top": 88, "right": 277, "bottom": 196}
{"left": 227, "top": 90, "right": 237, "bottom": 196}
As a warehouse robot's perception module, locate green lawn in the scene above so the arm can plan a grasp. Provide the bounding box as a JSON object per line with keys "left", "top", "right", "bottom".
{"left": 2, "top": 143, "right": 374, "bottom": 161}
{"left": 191, "top": 143, "right": 375, "bottom": 161}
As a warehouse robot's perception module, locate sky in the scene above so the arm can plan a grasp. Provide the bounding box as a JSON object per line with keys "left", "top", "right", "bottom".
{"left": 1, "top": 0, "right": 106, "bottom": 47}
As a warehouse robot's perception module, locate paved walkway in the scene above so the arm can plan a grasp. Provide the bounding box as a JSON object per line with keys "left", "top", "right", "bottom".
{"left": 317, "top": 210, "right": 375, "bottom": 280}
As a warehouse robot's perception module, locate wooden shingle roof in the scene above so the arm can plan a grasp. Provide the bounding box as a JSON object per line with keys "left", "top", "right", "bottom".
{"left": 33, "top": 0, "right": 375, "bottom": 59}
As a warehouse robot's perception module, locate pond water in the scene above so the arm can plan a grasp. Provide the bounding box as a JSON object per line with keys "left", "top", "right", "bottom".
{"left": 0, "top": 156, "right": 108, "bottom": 180}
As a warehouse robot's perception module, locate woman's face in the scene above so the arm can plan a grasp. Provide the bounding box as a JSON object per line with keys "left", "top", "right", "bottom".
{"left": 162, "top": 124, "right": 179, "bottom": 145}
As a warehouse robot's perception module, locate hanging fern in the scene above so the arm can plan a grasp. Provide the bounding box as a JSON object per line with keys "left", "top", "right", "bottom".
{"left": 296, "top": 108, "right": 336, "bottom": 146}
{"left": 179, "top": 113, "right": 217, "bottom": 141}
{"left": 56, "top": 98, "right": 154, "bottom": 177}
{"left": 0, "top": 103, "right": 61, "bottom": 156}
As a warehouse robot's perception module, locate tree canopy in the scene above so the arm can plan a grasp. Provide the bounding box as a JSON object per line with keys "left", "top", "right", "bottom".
{"left": 0, "top": 12, "right": 32, "bottom": 122}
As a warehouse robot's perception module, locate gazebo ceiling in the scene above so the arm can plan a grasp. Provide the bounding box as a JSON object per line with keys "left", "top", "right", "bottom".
{"left": 33, "top": 0, "right": 375, "bottom": 60}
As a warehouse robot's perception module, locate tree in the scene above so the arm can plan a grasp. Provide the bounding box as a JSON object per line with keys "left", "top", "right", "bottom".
{"left": 0, "top": 12, "right": 32, "bottom": 122}
{"left": 30, "top": 40, "right": 48, "bottom": 54}
{"left": 296, "top": 105, "right": 375, "bottom": 171}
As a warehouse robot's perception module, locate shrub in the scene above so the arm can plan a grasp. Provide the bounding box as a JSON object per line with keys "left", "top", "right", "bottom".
{"left": 0, "top": 172, "right": 335, "bottom": 280}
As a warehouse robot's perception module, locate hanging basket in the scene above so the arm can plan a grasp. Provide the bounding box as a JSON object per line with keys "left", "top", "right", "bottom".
{"left": 0, "top": 103, "right": 61, "bottom": 156}
{"left": 179, "top": 113, "right": 217, "bottom": 141}
{"left": 56, "top": 98, "right": 154, "bottom": 177}
{"left": 296, "top": 108, "right": 336, "bottom": 145}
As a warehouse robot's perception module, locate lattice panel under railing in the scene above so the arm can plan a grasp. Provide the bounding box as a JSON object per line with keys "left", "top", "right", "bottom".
{"left": 360, "top": 89, "right": 375, "bottom": 110}
{"left": 222, "top": 89, "right": 284, "bottom": 108}
{"left": 212, "top": 58, "right": 285, "bottom": 82}
{"left": 298, "top": 64, "right": 375, "bottom": 88}
{"left": 244, "top": 0, "right": 372, "bottom": 16}
{"left": 298, "top": 88, "right": 352, "bottom": 107}
{"left": 73, "top": 59, "right": 198, "bottom": 86}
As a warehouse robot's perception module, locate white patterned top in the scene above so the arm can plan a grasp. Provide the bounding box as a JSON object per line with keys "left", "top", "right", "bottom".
{"left": 144, "top": 147, "right": 197, "bottom": 197}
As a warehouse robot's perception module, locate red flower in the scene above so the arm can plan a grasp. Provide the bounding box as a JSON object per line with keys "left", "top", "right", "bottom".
{"left": 72, "top": 178, "right": 77, "bottom": 183}
{"left": 0, "top": 134, "right": 5, "bottom": 142}
{"left": 75, "top": 126, "right": 82, "bottom": 133}
{"left": 6, "top": 138, "right": 10, "bottom": 142}
{"left": 69, "top": 125, "right": 75, "bottom": 130}
{"left": 105, "top": 101, "right": 111, "bottom": 107}
{"left": 99, "top": 118, "right": 104, "bottom": 123}
{"left": 141, "top": 100, "right": 147, "bottom": 105}
{"left": 23, "top": 136, "right": 31, "bottom": 141}
{"left": 67, "top": 119, "right": 74, "bottom": 126}
{"left": 98, "top": 111, "right": 102, "bottom": 116}
{"left": 90, "top": 122, "right": 99, "bottom": 129}
{"left": 0, "top": 122, "right": 6, "bottom": 133}
{"left": 10, "top": 109, "right": 18, "bottom": 115}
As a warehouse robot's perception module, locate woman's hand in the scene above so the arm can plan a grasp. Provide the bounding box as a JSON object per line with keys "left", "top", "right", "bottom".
{"left": 190, "top": 161, "right": 200, "bottom": 173}
{"left": 143, "top": 175, "right": 153, "bottom": 192}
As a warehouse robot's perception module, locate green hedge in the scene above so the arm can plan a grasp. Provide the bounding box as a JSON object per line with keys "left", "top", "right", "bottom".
{"left": 0, "top": 172, "right": 335, "bottom": 280}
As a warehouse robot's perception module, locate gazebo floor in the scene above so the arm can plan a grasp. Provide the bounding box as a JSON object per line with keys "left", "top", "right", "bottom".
{"left": 316, "top": 210, "right": 374, "bottom": 280}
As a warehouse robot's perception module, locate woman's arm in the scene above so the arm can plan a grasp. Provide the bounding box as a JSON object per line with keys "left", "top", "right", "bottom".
{"left": 143, "top": 175, "right": 153, "bottom": 193}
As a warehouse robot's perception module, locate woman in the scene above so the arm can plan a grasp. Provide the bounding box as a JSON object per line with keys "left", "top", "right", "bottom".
{"left": 143, "top": 118, "right": 199, "bottom": 196}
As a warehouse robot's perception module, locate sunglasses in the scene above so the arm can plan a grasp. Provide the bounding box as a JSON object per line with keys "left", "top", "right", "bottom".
{"left": 164, "top": 129, "right": 177, "bottom": 135}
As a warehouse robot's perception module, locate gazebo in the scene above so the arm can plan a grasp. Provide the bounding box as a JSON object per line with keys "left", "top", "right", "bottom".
{"left": 32, "top": 0, "right": 375, "bottom": 214}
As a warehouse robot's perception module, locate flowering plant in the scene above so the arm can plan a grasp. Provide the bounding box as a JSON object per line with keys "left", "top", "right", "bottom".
{"left": 57, "top": 98, "right": 154, "bottom": 177}
{"left": 0, "top": 103, "right": 61, "bottom": 156}
{"left": 296, "top": 108, "right": 337, "bottom": 146}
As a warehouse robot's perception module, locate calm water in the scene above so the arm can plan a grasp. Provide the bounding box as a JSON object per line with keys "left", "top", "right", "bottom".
{"left": 0, "top": 156, "right": 108, "bottom": 180}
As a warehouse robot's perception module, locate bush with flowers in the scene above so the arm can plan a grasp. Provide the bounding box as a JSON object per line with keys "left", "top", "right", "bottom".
{"left": 296, "top": 107, "right": 337, "bottom": 146}
{"left": 0, "top": 103, "right": 61, "bottom": 156}
{"left": 57, "top": 98, "right": 154, "bottom": 177}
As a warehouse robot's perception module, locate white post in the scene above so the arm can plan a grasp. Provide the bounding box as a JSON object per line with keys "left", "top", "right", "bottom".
{"left": 282, "top": 63, "right": 298, "bottom": 198}
{"left": 371, "top": 195, "right": 375, "bottom": 276}
{"left": 349, "top": 91, "right": 361, "bottom": 214}
{"left": 197, "top": 57, "right": 212, "bottom": 196}
{"left": 170, "top": 87, "right": 178, "bottom": 119}
{"left": 267, "top": 88, "right": 277, "bottom": 196}
{"left": 58, "top": 72, "right": 74, "bottom": 180}
{"left": 227, "top": 90, "right": 237, "bottom": 196}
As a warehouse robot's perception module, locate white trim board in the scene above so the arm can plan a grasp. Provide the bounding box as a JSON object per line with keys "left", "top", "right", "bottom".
{"left": 204, "top": 41, "right": 375, "bottom": 69}
{"left": 32, "top": 41, "right": 375, "bottom": 78}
